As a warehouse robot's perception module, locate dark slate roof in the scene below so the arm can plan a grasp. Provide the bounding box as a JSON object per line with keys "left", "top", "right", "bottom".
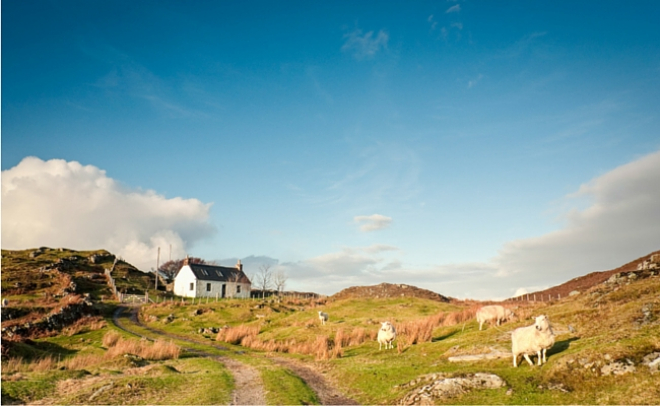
{"left": 187, "top": 263, "right": 251, "bottom": 284}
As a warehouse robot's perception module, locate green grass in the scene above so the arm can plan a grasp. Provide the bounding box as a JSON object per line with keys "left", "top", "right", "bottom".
{"left": 261, "top": 365, "right": 321, "bottom": 405}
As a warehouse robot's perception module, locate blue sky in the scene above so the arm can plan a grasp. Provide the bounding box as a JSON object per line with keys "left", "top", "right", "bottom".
{"left": 3, "top": 1, "right": 660, "bottom": 299}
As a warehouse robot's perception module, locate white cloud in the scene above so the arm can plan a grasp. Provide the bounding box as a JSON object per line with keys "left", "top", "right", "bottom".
{"left": 273, "top": 150, "right": 660, "bottom": 300}
{"left": 354, "top": 214, "right": 393, "bottom": 232}
{"left": 493, "top": 149, "right": 660, "bottom": 292}
{"left": 341, "top": 29, "right": 389, "bottom": 60}
{"left": 446, "top": 4, "right": 461, "bottom": 13}
{"left": 468, "top": 74, "right": 483, "bottom": 88}
{"left": 1, "top": 157, "right": 215, "bottom": 271}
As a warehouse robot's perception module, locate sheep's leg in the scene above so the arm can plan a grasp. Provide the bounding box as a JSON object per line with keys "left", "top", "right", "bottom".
{"left": 479, "top": 321, "right": 483, "bottom": 331}
{"left": 542, "top": 348, "right": 547, "bottom": 364}
{"left": 537, "top": 350, "right": 543, "bottom": 365}
{"left": 523, "top": 354, "right": 534, "bottom": 366}
{"left": 497, "top": 318, "right": 501, "bottom": 326}
{"left": 513, "top": 354, "right": 518, "bottom": 367}
{"left": 379, "top": 342, "right": 382, "bottom": 350}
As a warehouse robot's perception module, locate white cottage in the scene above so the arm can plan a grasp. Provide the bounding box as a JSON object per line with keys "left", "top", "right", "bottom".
{"left": 173, "top": 258, "right": 251, "bottom": 299}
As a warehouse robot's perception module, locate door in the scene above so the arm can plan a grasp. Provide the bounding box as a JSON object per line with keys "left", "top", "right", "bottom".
{"left": 221, "top": 284, "right": 226, "bottom": 298}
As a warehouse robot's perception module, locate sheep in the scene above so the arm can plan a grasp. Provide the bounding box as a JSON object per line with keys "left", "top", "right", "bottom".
{"left": 511, "top": 314, "right": 555, "bottom": 367}
{"left": 377, "top": 321, "right": 396, "bottom": 350}
{"left": 318, "top": 311, "right": 329, "bottom": 325}
{"left": 476, "top": 305, "right": 515, "bottom": 330}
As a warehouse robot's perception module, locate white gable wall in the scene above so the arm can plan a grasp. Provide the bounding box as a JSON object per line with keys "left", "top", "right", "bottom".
{"left": 173, "top": 265, "right": 197, "bottom": 297}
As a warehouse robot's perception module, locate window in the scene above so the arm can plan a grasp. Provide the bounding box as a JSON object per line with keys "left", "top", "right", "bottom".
{"left": 216, "top": 270, "right": 223, "bottom": 277}
{"left": 236, "top": 285, "right": 241, "bottom": 294}
{"left": 207, "top": 283, "right": 211, "bottom": 292}
{"left": 189, "top": 283, "right": 194, "bottom": 291}
{"left": 201, "top": 270, "right": 208, "bottom": 276}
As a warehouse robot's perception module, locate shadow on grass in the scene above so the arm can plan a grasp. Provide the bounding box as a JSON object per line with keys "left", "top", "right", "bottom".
{"left": 432, "top": 329, "right": 459, "bottom": 342}
{"left": 548, "top": 337, "right": 579, "bottom": 356}
{"left": 7, "top": 340, "right": 77, "bottom": 359}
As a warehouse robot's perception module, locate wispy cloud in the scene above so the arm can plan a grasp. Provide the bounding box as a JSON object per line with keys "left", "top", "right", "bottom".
{"left": 1, "top": 157, "right": 216, "bottom": 271}
{"left": 267, "top": 150, "right": 660, "bottom": 299}
{"left": 468, "top": 74, "right": 483, "bottom": 88}
{"left": 342, "top": 28, "right": 389, "bottom": 60}
{"left": 446, "top": 4, "right": 461, "bottom": 13}
{"left": 354, "top": 214, "right": 393, "bottom": 232}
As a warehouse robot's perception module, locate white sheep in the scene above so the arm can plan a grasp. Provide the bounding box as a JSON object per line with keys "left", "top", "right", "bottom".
{"left": 318, "top": 311, "right": 329, "bottom": 325}
{"left": 476, "top": 305, "right": 515, "bottom": 330}
{"left": 511, "top": 314, "right": 555, "bottom": 367}
{"left": 378, "top": 321, "right": 396, "bottom": 350}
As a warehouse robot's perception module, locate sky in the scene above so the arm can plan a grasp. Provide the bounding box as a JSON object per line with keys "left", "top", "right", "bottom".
{"left": 2, "top": 1, "right": 660, "bottom": 300}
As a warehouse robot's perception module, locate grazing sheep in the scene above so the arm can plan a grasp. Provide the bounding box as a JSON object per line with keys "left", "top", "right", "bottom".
{"left": 511, "top": 315, "right": 555, "bottom": 367}
{"left": 378, "top": 321, "right": 396, "bottom": 350}
{"left": 476, "top": 305, "right": 515, "bottom": 330}
{"left": 318, "top": 311, "right": 329, "bottom": 325}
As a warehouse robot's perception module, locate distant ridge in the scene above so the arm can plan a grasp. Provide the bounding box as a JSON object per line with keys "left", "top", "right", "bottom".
{"left": 525, "top": 250, "right": 660, "bottom": 299}
{"left": 330, "top": 282, "right": 452, "bottom": 302}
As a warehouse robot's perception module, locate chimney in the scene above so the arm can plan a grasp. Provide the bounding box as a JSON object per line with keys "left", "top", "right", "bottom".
{"left": 236, "top": 259, "right": 243, "bottom": 272}
{"left": 183, "top": 255, "right": 190, "bottom": 266}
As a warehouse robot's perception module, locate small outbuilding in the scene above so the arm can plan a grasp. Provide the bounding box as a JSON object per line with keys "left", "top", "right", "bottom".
{"left": 173, "top": 257, "right": 251, "bottom": 299}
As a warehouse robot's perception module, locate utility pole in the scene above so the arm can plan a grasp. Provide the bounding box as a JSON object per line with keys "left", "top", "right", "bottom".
{"left": 155, "top": 247, "right": 160, "bottom": 290}
{"left": 169, "top": 244, "right": 172, "bottom": 261}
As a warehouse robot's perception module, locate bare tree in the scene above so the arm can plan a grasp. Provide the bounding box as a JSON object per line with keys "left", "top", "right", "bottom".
{"left": 158, "top": 257, "right": 211, "bottom": 281}
{"left": 254, "top": 264, "right": 273, "bottom": 299}
{"left": 273, "top": 269, "right": 287, "bottom": 299}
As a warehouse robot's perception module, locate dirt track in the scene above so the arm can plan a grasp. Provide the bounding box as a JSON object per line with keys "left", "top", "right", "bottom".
{"left": 112, "top": 305, "right": 357, "bottom": 405}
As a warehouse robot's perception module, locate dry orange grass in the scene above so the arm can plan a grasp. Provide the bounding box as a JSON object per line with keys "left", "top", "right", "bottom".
{"left": 215, "top": 324, "right": 260, "bottom": 345}
{"left": 103, "top": 335, "right": 180, "bottom": 360}
{"left": 62, "top": 353, "right": 104, "bottom": 370}
{"left": 102, "top": 330, "right": 121, "bottom": 348}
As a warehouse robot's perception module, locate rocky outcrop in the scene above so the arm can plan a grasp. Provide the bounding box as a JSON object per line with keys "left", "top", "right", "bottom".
{"left": 1, "top": 297, "right": 95, "bottom": 339}
{"left": 398, "top": 373, "right": 506, "bottom": 405}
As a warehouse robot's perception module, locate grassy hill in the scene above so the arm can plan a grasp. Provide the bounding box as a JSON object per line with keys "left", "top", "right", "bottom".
{"left": 2, "top": 249, "right": 659, "bottom": 404}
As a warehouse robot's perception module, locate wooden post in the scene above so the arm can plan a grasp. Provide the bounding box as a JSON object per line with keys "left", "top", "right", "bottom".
{"left": 155, "top": 247, "right": 160, "bottom": 291}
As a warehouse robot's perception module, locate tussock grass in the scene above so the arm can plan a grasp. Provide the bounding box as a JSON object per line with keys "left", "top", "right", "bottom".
{"left": 104, "top": 337, "right": 181, "bottom": 360}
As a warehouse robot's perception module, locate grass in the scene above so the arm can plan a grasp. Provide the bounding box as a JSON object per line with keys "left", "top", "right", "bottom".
{"left": 261, "top": 365, "right": 321, "bottom": 405}
{"left": 4, "top": 247, "right": 660, "bottom": 404}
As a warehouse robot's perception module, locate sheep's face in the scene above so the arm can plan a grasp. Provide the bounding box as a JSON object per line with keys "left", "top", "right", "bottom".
{"left": 381, "top": 322, "right": 392, "bottom": 331}
{"left": 534, "top": 315, "right": 550, "bottom": 331}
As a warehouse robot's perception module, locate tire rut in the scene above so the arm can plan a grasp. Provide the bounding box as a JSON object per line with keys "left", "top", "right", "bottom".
{"left": 112, "top": 306, "right": 265, "bottom": 405}
{"left": 112, "top": 305, "right": 359, "bottom": 405}
{"left": 272, "top": 358, "right": 359, "bottom": 405}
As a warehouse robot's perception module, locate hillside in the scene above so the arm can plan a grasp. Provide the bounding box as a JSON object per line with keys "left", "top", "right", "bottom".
{"left": 330, "top": 282, "right": 452, "bottom": 302}
{"left": 1, "top": 247, "right": 155, "bottom": 342}
{"left": 2, "top": 251, "right": 660, "bottom": 404}
{"left": 526, "top": 250, "right": 660, "bottom": 299}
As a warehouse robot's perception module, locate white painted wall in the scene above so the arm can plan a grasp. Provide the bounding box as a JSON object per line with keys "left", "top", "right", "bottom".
{"left": 173, "top": 265, "right": 251, "bottom": 298}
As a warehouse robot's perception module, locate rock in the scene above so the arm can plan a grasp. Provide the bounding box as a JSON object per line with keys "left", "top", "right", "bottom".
{"left": 569, "top": 290, "right": 580, "bottom": 296}
{"left": 601, "top": 361, "right": 636, "bottom": 376}
{"left": 399, "top": 373, "right": 506, "bottom": 405}
{"left": 642, "top": 352, "right": 660, "bottom": 373}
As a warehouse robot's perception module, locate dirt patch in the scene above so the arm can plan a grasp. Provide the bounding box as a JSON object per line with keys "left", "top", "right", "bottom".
{"left": 331, "top": 283, "right": 451, "bottom": 303}
{"left": 272, "top": 357, "right": 358, "bottom": 405}
{"left": 222, "top": 357, "right": 266, "bottom": 405}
